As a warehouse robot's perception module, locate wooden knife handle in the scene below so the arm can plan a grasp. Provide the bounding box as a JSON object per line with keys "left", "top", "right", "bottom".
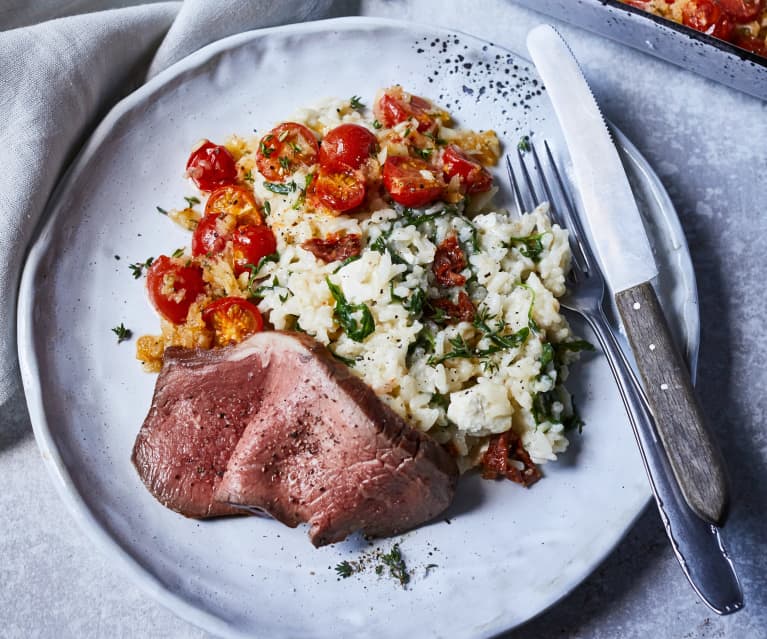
{"left": 615, "top": 281, "right": 728, "bottom": 526}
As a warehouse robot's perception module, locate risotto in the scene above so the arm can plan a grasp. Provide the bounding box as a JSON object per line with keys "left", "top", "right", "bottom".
{"left": 136, "top": 87, "right": 591, "bottom": 482}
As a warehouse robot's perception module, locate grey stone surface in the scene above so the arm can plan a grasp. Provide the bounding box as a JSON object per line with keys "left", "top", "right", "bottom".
{"left": 2, "top": 1, "right": 766, "bottom": 637}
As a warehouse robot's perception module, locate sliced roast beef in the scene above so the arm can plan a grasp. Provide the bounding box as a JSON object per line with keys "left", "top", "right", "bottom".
{"left": 133, "top": 331, "right": 458, "bottom": 545}
{"left": 132, "top": 344, "right": 261, "bottom": 518}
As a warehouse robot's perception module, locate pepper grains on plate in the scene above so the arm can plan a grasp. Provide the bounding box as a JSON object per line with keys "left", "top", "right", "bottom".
{"left": 132, "top": 86, "right": 588, "bottom": 486}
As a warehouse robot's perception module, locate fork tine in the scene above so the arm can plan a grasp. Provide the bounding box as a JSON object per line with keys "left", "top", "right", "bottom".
{"left": 543, "top": 141, "right": 593, "bottom": 274}
{"left": 516, "top": 147, "right": 540, "bottom": 210}
{"left": 529, "top": 143, "right": 565, "bottom": 228}
{"left": 505, "top": 155, "right": 526, "bottom": 217}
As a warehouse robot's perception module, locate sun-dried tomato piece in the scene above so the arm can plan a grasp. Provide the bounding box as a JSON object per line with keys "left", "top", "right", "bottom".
{"left": 481, "top": 430, "right": 541, "bottom": 487}
{"left": 432, "top": 234, "right": 467, "bottom": 287}
{"left": 301, "top": 233, "right": 362, "bottom": 263}
{"left": 429, "top": 290, "right": 475, "bottom": 323}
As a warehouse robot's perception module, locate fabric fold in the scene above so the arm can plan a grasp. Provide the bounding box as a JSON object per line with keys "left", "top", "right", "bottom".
{"left": 0, "top": 4, "right": 179, "bottom": 405}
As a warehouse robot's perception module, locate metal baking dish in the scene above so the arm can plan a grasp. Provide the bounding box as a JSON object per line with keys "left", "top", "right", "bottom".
{"left": 514, "top": 0, "right": 767, "bottom": 102}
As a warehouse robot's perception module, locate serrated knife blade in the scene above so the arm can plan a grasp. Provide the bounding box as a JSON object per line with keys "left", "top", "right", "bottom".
{"left": 527, "top": 23, "right": 728, "bottom": 526}
{"left": 526, "top": 24, "right": 740, "bottom": 612}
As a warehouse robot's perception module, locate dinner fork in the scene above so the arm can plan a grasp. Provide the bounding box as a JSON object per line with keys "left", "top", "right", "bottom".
{"left": 506, "top": 141, "right": 743, "bottom": 615}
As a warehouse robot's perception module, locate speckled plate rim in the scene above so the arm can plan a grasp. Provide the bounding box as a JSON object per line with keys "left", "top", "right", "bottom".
{"left": 16, "top": 16, "right": 699, "bottom": 639}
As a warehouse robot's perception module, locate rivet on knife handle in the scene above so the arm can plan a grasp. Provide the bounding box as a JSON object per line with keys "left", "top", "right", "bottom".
{"left": 615, "top": 281, "right": 728, "bottom": 525}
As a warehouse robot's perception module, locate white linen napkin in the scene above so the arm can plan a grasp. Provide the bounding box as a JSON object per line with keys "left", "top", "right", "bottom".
{"left": 0, "top": 0, "right": 334, "bottom": 406}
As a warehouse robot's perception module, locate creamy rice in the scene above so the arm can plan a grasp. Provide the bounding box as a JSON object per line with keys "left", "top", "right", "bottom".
{"left": 141, "top": 94, "right": 588, "bottom": 474}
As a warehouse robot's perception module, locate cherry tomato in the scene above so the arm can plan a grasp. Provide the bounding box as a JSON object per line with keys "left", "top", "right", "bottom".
{"left": 714, "top": 0, "right": 764, "bottom": 21}
{"left": 312, "top": 169, "right": 366, "bottom": 212}
{"left": 319, "top": 124, "right": 378, "bottom": 171}
{"left": 733, "top": 31, "right": 767, "bottom": 55}
{"left": 146, "top": 255, "right": 206, "bottom": 325}
{"left": 382, "top": 156, "right": 444, "bottom": 207}
{"left": 442, "top": 145, "right": 493, "bottom": 195}
{"left": 204, "top": 185, "right": 262, "bottom": 225}
{"left": 256, "top": 122, "right": 319, "bottom": 182}
{"left": 192, "top": 214, "right": 228, "bottom": 257}
{"left": 231, "top": 224, "right": 277, "bottom": 276}
{"left": 374, "top": 87, "right": 436, "bottom": 133}
{"left": 185, "top": 140, "right": 238, "bottom": 192}
{"left": 202, "top": 297, "right": 263, "bottom": 347}
{"left": 682, "top": 0, "right": 734, "bottom": 40}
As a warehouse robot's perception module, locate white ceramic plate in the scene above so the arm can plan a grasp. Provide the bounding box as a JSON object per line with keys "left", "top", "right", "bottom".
{"left": 18, "top": 17, "right": 699, "bottom": 639}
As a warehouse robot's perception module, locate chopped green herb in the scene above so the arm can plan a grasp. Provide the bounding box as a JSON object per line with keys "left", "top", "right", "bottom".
{"left": 171, "top": 248, "right": 184, "bottom": 258}
{"left": 403, "top": 127, "right": 411, "bottom": 138}
{"left": 407, "top": 326, "right": 436, "bottom": 363}
{"left": 183, "top": 196, "right": 200, "bottom": 207}
{"left": 473, "top": 310, "right": 530, "bottom": 351}
{"left": 244, "top": 253, "right": 279, "bottom": 293}
{"left": 428, "top": 335, "right": 474, "bottom": 366}
{"left": 349, "top": 95, "right": 365, "bottom": 111}
{"left": 401, "top": 207, "right": 446, "bottom": 227}
{"left": 379, "top": 544, "right": 409, "bottom": 587}
{"left": 129, "top": 257, "right": 154, "bottom": 279}
{"left": 504, "top": 232, "right": 547, "bottom": 262}
{"left": 243, "top": 170, "right": 255, "bottom": 183}
{"left": 404, "top": 287, "right": 426, "bottom": 317}
{"left": 289, "top": 141, "right": 302, "bottom": 155}
{"left": 156, "top": 206, "right": 168, "bottom": 215}
{"left": 563, "top": 406, "right": 585, "bottom": 433}
{"left": 326, "top": 277, "right": 375, "bottom": 342}
{"left": 540, "top": 342, "right": 554, "bottom": 368}
{"left": 279, "top": 156, "right": 292, "bottom": 171}
{"left": 259, "top": 134, "right": 274, "bottom": 158}
{"left": 264, "top": 181, "right": 297, "bottom": 195}
{"left": 517, "top": 135, "right": 531, "bottom": 153}
{"left": 429, "top": 393, "right": 449, "bottom": 410}
{"left": 111, "top": 323, "right": 132, "bottom": 343}
{"left": 329, "top": 350, "right": 357, "bottom": 367}
{"left": 415, "top": 147, "right": 433, "bottom": 160}
{"left": 263, "top": 200, "right": 271, "bottom": 216}
{"left": 277, "top": 129, "right": 290, "bottom": 142}
{"left": 372, "top": 119, "right": 383, "bottom": 129}
{"left": 335, "top": 561, "right": 354, "bottom": 578}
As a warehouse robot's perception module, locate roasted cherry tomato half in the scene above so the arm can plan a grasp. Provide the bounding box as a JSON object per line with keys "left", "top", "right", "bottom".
{"left": 312, "top": 169, "right": 366, "bottom": 212}
{"left": 146, "top": 255, "right": 206, "bottom": 324}
{"left": 733, "top": 31, "right": 767, "bottom": 55}
{"left": 442, "top": 145, "right": 493, "bottom": 195}
{"left": 682, "top": 0, "right": 734, "bottom": 40}
{"left": 202, "top": 297, "right": 263, "bottom": 347}
{"left": 382, "top": 156, "right": 444, "bottom": 207}
{"left": 191, "top": 214, "right": 228, "bottom": 257}
{"left": 256, "top": 122, "right": 319, "bottom": 182}
{"left": 185, "top": 140, "right": 238, "bottom": 192}
{"left": 374, "top": 87, "right": 436, "bottom": 133}
{"left": 715, "top": 0, "right": 764, "bottom": 21}
{"left": 319, "top": 124, "right": 378, "bottom": 171}
{"left": 231, "top": 224, "right": 278, "bottom": 276}
{"left": 204, "top": 185, "right": 262, "bottom": 225}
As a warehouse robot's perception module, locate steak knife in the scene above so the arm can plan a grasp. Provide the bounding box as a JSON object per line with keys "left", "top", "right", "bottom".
{"left": 527, "top": 24, "right": 728, "bottom": 526}
{"left": 526, "top": 25, "right": 742, "bottom": 613}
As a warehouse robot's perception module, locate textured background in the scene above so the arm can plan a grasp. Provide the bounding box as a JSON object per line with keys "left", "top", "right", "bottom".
{"left": 2, "top": 1, "right": 766, "bottom": 637}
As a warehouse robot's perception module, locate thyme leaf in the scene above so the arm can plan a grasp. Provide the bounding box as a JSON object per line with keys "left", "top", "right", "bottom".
{"left": 129, "top": 257, "right": 154, "bottom": 279}
{"left": 335, "top": 561, "right": 354, "bottom": 578}
{"left": 111, "top": 323, "right": 132, "bottom": 343}
{"left": 379, "top": 543, "right": 409, "bottom": 587}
